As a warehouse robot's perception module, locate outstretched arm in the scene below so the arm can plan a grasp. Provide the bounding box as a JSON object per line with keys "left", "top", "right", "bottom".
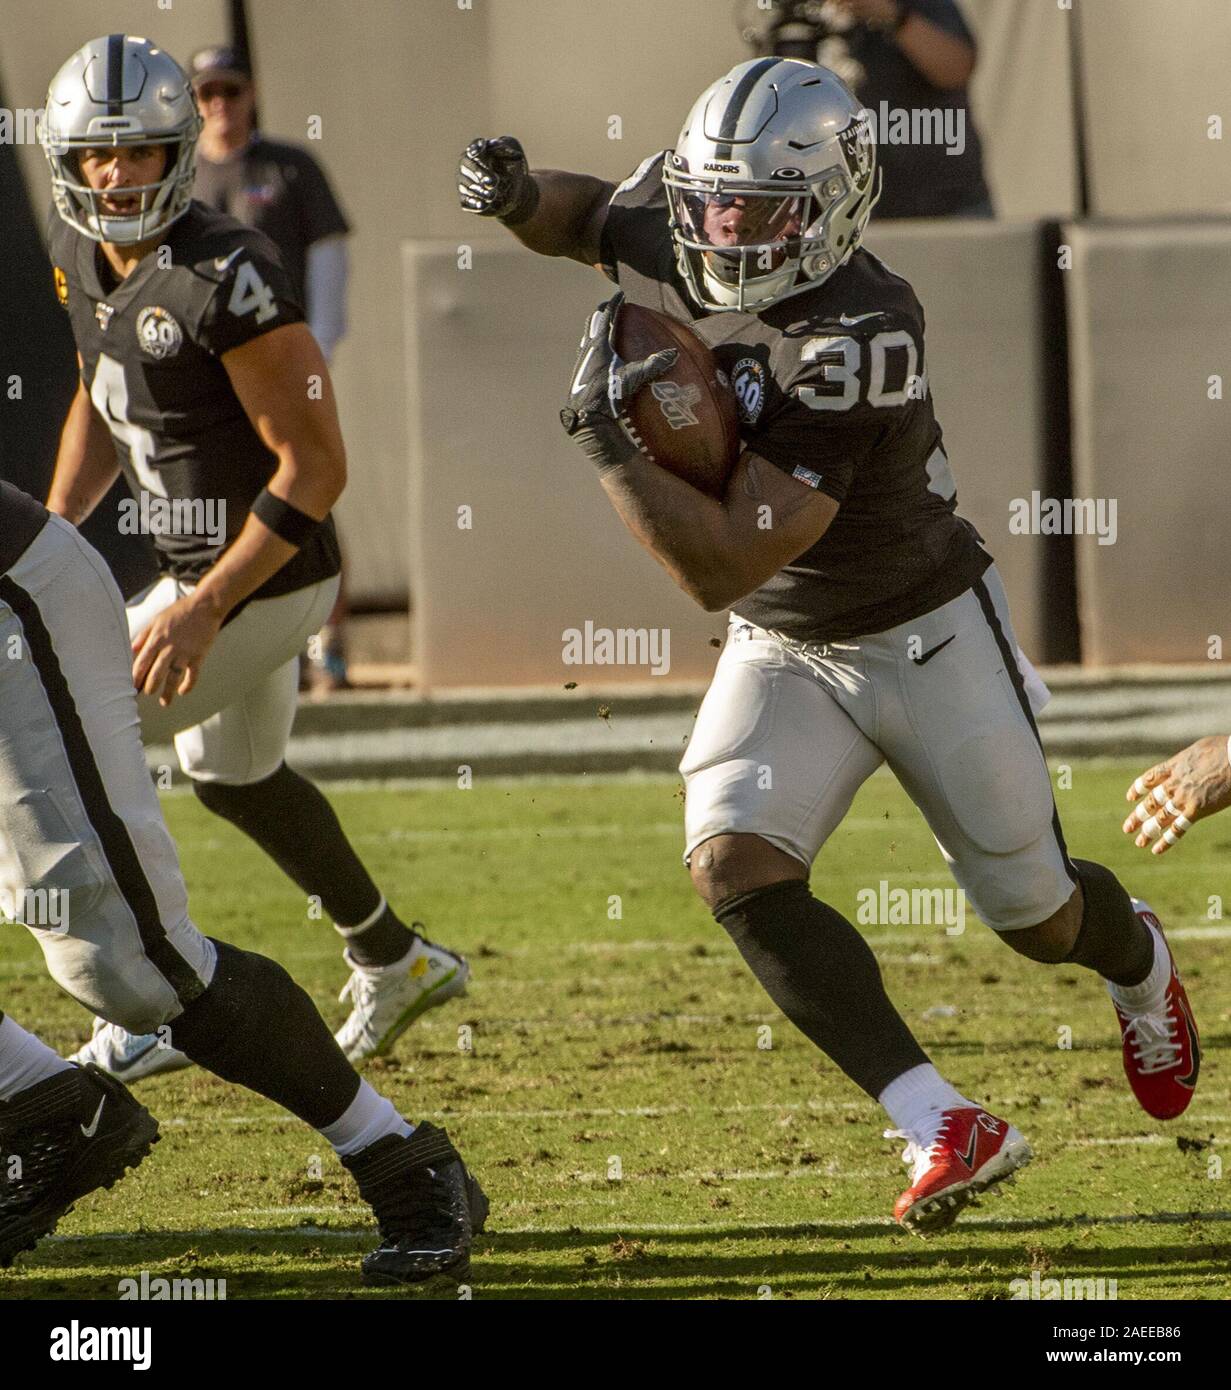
{"left": 459, "top": 135, "right": 613, "bottom": 266}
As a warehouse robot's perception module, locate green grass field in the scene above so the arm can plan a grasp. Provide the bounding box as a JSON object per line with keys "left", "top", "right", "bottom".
{"left": 2, "top": 760, "right": 1228, "bottom": 1300}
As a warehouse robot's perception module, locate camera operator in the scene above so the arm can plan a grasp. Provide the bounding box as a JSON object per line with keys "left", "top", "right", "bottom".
{"left": 759, "top": 1, "right": 993, "bottom": 219}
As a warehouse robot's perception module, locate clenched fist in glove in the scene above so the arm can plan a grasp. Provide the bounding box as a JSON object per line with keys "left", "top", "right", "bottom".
{"left": 458, "top": 135, "right": 539, "bottom": 224}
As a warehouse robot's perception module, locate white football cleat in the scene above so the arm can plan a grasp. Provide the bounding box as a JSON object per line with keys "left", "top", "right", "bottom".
{"left": 69, "top": 1017, "right": 192, "bottom": 1082}
{"left": 334, "top": 937, "right": 469, "bottom": 1062}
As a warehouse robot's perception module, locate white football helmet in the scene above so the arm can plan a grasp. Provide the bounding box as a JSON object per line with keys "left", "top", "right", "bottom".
{"left": 664, "top": 58, "right": 878, "bottom": 313}
{"left": 41, "top": 34, "right": 201, "bottom": 245}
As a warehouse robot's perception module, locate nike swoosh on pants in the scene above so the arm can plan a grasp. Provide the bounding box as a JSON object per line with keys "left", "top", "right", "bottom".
{"left": 80, "top": 1096, "right": 106, "bottom": 1139}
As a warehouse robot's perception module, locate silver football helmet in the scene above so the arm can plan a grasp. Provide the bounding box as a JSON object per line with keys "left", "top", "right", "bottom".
{"left": 41, "top": 34, "right": 201, "bottom": 245}
{"left": 664, "top": 58, "right": 877, "bottom": 313}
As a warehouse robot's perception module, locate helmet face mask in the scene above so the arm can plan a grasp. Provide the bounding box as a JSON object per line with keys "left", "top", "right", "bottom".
{"left": 664, "top": 59, "right": 878, "bottom": 313}
{"left": 41, "top": 36, "right": 202, "bottom": 246}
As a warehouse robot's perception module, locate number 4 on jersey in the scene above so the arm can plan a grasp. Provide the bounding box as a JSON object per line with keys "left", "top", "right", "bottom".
{"left": 227, "top": 261, "right": 277, "bottom": 325}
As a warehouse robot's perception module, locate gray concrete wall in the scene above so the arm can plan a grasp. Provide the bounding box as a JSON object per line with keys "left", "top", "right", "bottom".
{"left": 1076, "top": 0, "right": 1231, "bottom": 218}
{"left": 247, "top": 0, "right": 495, "bottom": 603}
{"left": 1065, "top": 220, "right": 1231, "bottom": 666}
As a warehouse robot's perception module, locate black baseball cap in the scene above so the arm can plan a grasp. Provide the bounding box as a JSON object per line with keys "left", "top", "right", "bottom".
{"left": 188, "top": 45, "right": 252, "bottom": 85}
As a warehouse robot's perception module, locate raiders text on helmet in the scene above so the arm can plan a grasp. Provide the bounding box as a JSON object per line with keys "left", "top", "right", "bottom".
{"left": 41, "top": 34, "right": 202, "bottom": 246}
{"left": 664, "top": 58, "right": 878, "bottom": 313}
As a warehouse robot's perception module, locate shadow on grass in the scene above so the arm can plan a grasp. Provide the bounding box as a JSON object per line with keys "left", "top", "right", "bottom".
{"left": 5, "top": 1209, "right": 1228, "bottom": 1299}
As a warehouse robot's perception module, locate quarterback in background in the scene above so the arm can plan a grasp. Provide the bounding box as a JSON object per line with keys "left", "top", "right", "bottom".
{"left": 40, "top": 35, "right": 466, "bottom": 1076}
{"left": 461, "top": 58, "right": 1200, "bottom": 1230}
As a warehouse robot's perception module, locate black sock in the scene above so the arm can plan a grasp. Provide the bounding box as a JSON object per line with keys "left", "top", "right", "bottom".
{"left": 1064, "top": 859, "right": 1153, "bottom": 986}
{"left": 169, "top": 939, "right": 360, "bottom": 1129}
{"left": 192, "top": 765, "right": 415, "bottom": 965}
{"left": 342, "top": 906, "right": 421, "bottom": 968}
{"left": 713, "top": 880, "right": 929, "bottom": 1098}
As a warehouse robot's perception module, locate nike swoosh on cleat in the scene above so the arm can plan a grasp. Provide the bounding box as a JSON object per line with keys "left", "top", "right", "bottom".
{"left": 957, "top": 1124, "right": 979, "bottom": 1170}
{"left": 912, "top": 634, "right": 956, "bottom": 666}
{"left": 80, "top": 1096, "right": 106, "bottom": 1139}
{"left": 110, "top": 1040, "right": 162, "bottom": 1074}
{"left": 1177, "top": 1000, "right": 1200, "bottom": 1088}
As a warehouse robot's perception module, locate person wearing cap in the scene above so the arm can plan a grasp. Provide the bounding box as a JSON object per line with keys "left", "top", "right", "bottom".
{"left": 190, "top": 44, "right": 352, "bottom": 691}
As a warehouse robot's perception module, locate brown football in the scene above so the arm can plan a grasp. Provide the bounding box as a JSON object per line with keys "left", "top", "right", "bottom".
{"left": 614, "top": 302, "right": 740, "bottom": 498}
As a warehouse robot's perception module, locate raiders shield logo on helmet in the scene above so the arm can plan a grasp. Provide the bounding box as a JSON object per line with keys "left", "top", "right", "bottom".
{"left": 838, "top": 115, "right": 875, "bottom": 193}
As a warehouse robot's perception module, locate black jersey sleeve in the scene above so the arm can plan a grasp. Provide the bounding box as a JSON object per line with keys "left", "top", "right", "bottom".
{"left": 196, "top": 237, "right": 305, "bottom": 357}
{"left": 599, "top": 151, "right": 670, "bottom": 284}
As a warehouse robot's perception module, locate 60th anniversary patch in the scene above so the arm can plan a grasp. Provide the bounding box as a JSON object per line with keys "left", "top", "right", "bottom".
{"left": 136, "top": 305, "right": 183, "bottom": 360}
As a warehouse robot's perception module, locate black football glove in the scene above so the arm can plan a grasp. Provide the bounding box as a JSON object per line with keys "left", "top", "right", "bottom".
{"left": 559, "top": 293, "right": 678, "bottom": 473}
{"left": 458, "top": 135, "right": 539, "bottom": 223}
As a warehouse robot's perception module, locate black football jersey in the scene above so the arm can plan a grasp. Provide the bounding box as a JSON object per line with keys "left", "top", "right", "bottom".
{"left": 48, "top": 201, "right": 339, "bottom": 600}
{"left": 599, "top": 153, "right": 991, "bottom": 642}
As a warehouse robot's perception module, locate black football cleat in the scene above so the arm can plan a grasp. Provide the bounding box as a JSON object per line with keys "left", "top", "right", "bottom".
{"left": 0, "top": 1063, "right": 159, "bottom": 1266}
{"left": 341, "top": 1121, "right": 488, "bottom": 1286}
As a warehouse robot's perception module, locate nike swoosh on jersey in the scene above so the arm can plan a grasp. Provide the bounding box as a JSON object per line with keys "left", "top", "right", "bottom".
{"left": 214, "top": 249, "right": 243, "bottom": 272}
{"left": 838, "top": 311, "right": 882, "bottom": 326}
{"left": 912, "top": 634, "right": 956, "bottom": 665}
{"left": 80, "top": 1096, "right": 106, "bottom": 1139}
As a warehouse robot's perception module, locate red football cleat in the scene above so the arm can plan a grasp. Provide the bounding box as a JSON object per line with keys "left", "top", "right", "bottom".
{"left": 1110, "top": 902, "right": 1200, "bottom": 1120}
{"left": 887, "top": 1105, "right": 1032, "bottom": 1234}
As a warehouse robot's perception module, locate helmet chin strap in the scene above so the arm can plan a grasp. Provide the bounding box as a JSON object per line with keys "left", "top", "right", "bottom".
{"left": 700, "top": 253, "right": 797, "bottom": 312}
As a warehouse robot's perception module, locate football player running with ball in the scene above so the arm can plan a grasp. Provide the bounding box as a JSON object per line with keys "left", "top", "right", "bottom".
{"left": 40, "top": 36, "right": 467, "bottom": 1077}
{"left": 461, "top": 59, "right": 1200, "bottom": 1231}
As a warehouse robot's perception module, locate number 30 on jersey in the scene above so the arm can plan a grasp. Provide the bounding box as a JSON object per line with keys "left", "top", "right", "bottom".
{"left": 796, "top": 331, "right": 925, "bottom": 411}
